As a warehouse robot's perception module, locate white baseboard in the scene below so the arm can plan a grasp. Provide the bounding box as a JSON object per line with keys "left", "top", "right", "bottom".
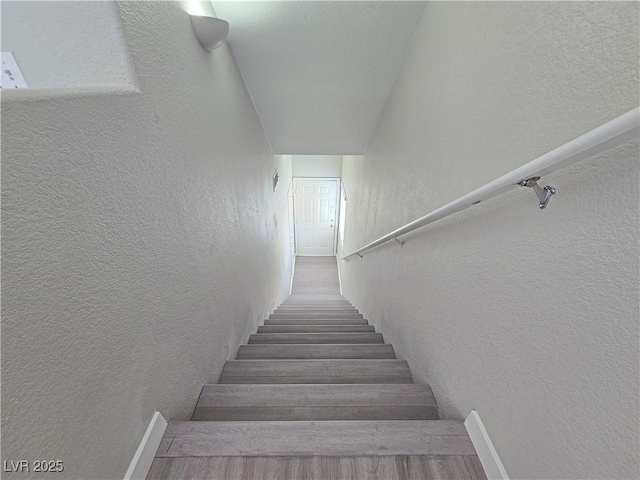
{"left": 336, "top": 255, "right": 343, "bottom": 295}
{"left": 123, "top": 411, "right": 167, "bottom": 480}
{"left": 464, "top": 410, "right": 509, "bottom": 480}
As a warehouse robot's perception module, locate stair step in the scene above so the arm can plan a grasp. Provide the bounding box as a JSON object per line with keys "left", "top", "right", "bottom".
{"left": 281, "top": 301, "right": 353, "bottom": 305}
{"left": 257, "top": 325, "right": 375, "bottom": 333}
{"left": 219, "top": 359, "right": 413, "bottom": 384}
{"left": 264, "top": 318, "right": 369, "bottom": 325}
{"left": 279, "top": 301, "right": 355, "bottom": 305}
{"left": 274, "top": 306, "right": 358, "bottom": 309}
{"left": 149, "top": 454, "right": 487, "bottom": 480}
{"left": 159, "top": 420, "right": 474, "bottom": 457}
{"left": 248, "top": 333, "right": 383, "bottom": 344}
{"left": 284, "top": 295, "right": 350, "bottom": 298}
{"left": 279, "top": 306, "right": 354, "bottom": 309}
{"left": 192, "top": 384, "right": 439, "bottom": 421}
{"left": 292, "top": 289, "right": 341, "bottom": 294}
{"left": 271, "top": 311, "right": 363, "bottom": 317}
{"left": 278, "top": 308, "right": 355, "bottom": 311}
{"left": 278, "top": 302, "right": 356, "bottom": 310}
{"left": 237, "top": 344, "right": 395, "bottom": 359}
{"left": 266, "top": 314, "right": 366, "bottom": 322}
{"left": 275, "top": 309, "right": 359, "bottom": 313}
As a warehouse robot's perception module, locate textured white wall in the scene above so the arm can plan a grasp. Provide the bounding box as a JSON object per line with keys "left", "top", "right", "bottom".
{"left": 292, "top": 155, "right": 343, "bottom": 178}
{"left": 0, "top": 1, "right": 136, "bottom": 88}
{"left": 1, "top": 1, "right": 291, "bottom": 478}
{"left": 339, "top": 3, "right": 639, "bottom": 479}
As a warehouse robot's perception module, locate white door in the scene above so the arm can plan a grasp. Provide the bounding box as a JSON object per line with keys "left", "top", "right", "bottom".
{"left": 294, "top": 179, "right": 338, "bottom": 256}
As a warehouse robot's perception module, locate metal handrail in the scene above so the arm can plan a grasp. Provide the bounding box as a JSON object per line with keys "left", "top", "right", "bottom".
{"left": 342, "top": 107, "right": 639, "bottom": 260}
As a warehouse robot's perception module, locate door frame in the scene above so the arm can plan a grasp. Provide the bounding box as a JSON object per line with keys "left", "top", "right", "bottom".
{"left": 287, "top": 179, "right": 296, "bottom": 293}
{"left": 292, "top": 177, "right": 341, "bottom": 256}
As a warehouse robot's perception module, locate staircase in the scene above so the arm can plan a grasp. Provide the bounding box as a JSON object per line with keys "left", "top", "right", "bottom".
{"left": 147, "top": 257, "right": 487, "bottom": 479}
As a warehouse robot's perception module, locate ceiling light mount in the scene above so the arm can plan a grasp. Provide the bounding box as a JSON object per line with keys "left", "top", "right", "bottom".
{"left": 190, "top": 15, "right": 229, "bottom": 51}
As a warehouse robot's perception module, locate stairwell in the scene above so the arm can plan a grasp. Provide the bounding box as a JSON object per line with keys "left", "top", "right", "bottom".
{"left": 147, "top": 257, "right": 487, "bottom": 479}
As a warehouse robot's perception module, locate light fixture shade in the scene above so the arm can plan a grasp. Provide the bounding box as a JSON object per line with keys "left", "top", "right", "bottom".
{"left": 190, "top": 15, "right": 229, "bottom": 51}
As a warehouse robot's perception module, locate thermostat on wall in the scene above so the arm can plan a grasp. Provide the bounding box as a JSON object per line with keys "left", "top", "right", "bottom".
{"left": 1, "top": 52, "right": 28, "bottom": 89}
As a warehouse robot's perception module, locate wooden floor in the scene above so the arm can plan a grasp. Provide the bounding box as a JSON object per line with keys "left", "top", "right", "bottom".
{"left": 148, "top": 256, "right": 486, "bottom": 480}
{"left": 290, "top": 256, "right": 342, "bottom": 295}
{"left": 147, "top": 455, "right": 485, "bottom": 480}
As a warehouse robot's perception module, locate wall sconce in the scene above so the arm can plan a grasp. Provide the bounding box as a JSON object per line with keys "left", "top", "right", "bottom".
{"left": 190, "top": 15, "right": 229, "bottom": 51}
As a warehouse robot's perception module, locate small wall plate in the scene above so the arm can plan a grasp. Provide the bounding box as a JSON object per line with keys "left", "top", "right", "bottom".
{"left": 1, "top": 52, "right": 28, "bottom": 89}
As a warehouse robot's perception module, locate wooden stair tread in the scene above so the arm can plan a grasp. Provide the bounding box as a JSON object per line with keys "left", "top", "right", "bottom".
{"left": 277, "top": 303, "right": 356, "bottom": 307}
{"left": 287, "top": 292, "right": 346, "bottom": 300}
{"left": 248, "top": 333, "right": 383, "bottom": 344}
{"left": 274, "top": 313, "right": 358, "bottom": 316}
{"left": 236, "top": 344, "right": 396, "bottom": 359}
{"left": 276, "top": 307, "right": 358, "bottom": 311}
{"left": 269, "top": 310, "right": 364, "bottom": 318}
{"left": 268, "top": 317, "right": 366, "bottom": 321}
{"left": 284, "top": 300, "right": 348, "bottom": 303}
{"left": 269, "top": 318, "right": 365, "bottom": 321}
{"left": 278, "top": 307, "right": 354, "bottom": 310}
{"left": 196, "top": 383, "right": 435, "bottom": 406}
{"left": 159, "top": 420, "right": 474, "bottom": 457}
{"left": 264, "top": 318, "right": 369, "bottom": 325}
{"left": 278, "top": 307, "right": 355, "bottom": 310}
{"left": 219, "top": 359, "right": 413, "bottom": 384}
{"left": 191, "top": 405, "right": 437, "bottom": 421}
{"left": 257, "top": 325, "right": 375, "bottom": 333}
{"left": 274, "top": 310, "right": 360, "bottom": 314}
{"left": 192, "top": 384, "right": 439, "bottom": 421}
{"left": 148, "top": 455, "right": 487, "bottom": 480}
{"left": 280, "top": 302, "right": 353, "bottom": 305}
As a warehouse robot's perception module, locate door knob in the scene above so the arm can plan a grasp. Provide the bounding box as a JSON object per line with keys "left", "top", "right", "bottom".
{"left": 330, "top": 224, "right": 334, "bottom": 228}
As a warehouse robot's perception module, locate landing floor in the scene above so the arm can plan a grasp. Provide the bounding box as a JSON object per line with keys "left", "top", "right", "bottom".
{"left": 148, "top": 454, "right": 486, "bottom": 479}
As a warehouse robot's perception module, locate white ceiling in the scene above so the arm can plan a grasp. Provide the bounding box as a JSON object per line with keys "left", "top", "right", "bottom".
{"left": 213, "top": 1, "right": 426, "bottom": 155}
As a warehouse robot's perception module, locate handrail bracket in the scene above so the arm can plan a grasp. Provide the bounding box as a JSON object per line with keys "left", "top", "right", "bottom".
{"left": 518, "top": 177, "right": 556, "bottom": 209}
{"left": 394, "top": 237, "right": 405, "bottom": 246}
